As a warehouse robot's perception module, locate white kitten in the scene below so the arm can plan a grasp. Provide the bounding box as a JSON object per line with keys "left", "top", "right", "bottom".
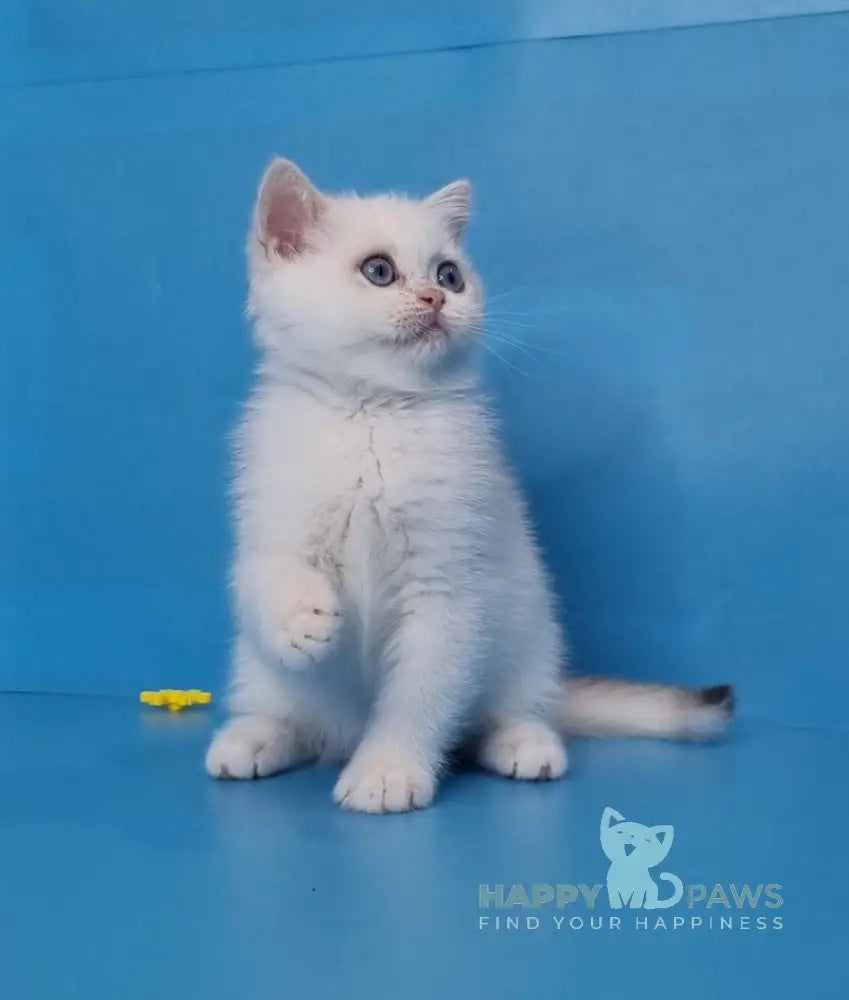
{"left": 205, "top": 159, "right": 734, "bottom": 813}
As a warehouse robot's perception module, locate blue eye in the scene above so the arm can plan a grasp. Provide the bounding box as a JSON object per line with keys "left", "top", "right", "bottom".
{"left": 436, "top": 260, "right": 464, "bottom": 293}
{"left": 361, "top": 255, "right": 396, "bottom": 286}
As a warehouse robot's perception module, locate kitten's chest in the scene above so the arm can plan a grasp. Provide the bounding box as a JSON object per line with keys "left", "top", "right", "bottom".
{"left": 244, "top": 388, "right": 495, "bottom": 573}
{"left": 331, "top": 408, "right": 428, "bottom": 551}
{"left": 331, "top": 401, "right": 493, "bottom": 572}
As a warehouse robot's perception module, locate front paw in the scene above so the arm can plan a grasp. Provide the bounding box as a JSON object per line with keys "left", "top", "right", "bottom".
{"left": 205, "top": 715, "right": 305, "bottom": 779}
{"left": 277, "top": 601, "right": 342, "bottom": 668}
{"left": 333, "top": 748, "right": 436, "bottom": 813}
{"left": 249, "top": 567, "right": 343, "bottom": 668}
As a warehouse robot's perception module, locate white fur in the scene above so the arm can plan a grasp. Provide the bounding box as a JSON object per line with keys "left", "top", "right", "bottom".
{"left": 205, "top": 160, "right": 732, "bottom": 812}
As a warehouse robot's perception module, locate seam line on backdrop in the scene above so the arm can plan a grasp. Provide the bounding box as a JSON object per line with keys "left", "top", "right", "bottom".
{"left": 1, "top": 9, "right": 845, "bottom": 94}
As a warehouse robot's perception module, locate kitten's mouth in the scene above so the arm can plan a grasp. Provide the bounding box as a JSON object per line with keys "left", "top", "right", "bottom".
{"left": 420, "top": 316, "right": 445, "bottom": 335}
{"left": 401, "top": 317, "right": 447, "bottom": 345}
{"left": 624, "top": 844, "right": 636, "bottom": 857}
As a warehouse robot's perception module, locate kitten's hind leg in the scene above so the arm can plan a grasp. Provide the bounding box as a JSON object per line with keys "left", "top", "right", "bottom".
{"left": 476, "top": 513, "right": 568, "bottom": 780}
{"left": 476, "top": 718, "right": 568, "bottom": 780}
{"left": 475, "top": 600, "right": 568, "bottom": 780}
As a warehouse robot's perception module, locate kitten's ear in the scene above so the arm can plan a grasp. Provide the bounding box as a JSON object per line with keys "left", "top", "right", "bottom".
{"left": 602, "top": 806, "right": 625, "bottom": 830}
{"left": 254, "top": 158, "right": 326, "bottom": 259}
{"left": 651, "top": 826, "right": 675, "bottom": 852}
{"left": 426, "top": 179, "right": 471, "bottom": 240}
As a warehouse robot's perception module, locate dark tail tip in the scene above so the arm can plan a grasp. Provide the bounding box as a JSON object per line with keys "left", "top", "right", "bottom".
{"left": 700, "top": 684, "right": 735, "bottom": 714}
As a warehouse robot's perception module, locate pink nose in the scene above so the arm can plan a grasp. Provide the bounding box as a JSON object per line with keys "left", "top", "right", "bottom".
{"left": 416, "top": 287, "right": 445, "bottom": 312}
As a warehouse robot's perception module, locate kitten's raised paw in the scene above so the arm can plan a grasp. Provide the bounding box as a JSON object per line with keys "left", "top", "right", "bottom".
{"left": 477, "top": 719, "right": 568, "bottom": 780}
{"left": 333, "top": 749, "right": 436, "bottom": 813}
{"left": 278, "top": 602, "right": 342, "bottom": 668}
{"left": 205, "top": 715, "right": 307, "bottom": 779}
{"left": 264, "top": 570, "right": 343, "bottom": 668}
{"left": 240, "top": 559, "right": 344, "bottom": 668}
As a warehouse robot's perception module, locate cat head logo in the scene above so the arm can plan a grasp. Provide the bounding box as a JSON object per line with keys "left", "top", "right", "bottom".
{"left": 600, "top": 806, "right": 684, "bottom": 910}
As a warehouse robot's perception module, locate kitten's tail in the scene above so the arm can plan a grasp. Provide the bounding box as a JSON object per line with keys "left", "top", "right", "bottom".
{"left": 655, "top": 873, "right": 685, "bottom": 909}
{"left": 555, "top": 675, "right": 735, "bottom": 740}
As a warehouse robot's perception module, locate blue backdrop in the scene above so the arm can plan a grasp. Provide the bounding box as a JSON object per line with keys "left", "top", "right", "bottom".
{"left": 1, "top": 7, "right": 847, "bottom": 732}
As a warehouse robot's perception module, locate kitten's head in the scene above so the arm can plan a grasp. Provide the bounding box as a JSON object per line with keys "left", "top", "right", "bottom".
{"left": 600, "top": 807, "right": 674, "bottom": 867}
{"left": 247, "top": 158, "right": 484, "bottom": 391}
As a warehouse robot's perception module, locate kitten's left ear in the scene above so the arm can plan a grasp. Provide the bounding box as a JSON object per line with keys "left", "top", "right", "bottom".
{"left": 651, "top": 826, "right": 675, "bottom": 851}
{"left": 426, "top": 179, "right": 472, "bottom": 240}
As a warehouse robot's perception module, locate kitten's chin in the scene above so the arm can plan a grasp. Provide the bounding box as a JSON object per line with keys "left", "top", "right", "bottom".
{"left": 373, "top": 329, "right": 478, "bottom": 392}
{"left": 394, "top": 318, "right": 466, "bottom": 358}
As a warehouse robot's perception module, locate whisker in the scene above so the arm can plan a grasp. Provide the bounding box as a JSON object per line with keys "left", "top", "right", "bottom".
{"left": 486, "top": 309, "right": 572, "bottom": 322}
{"left": 482, "top": 316, "right": 538, "bottom": 330}
{"left": 462, "top": 332, "right": 535, "bottom": 378}
{"left": 467, "top": 323, "right": 570, "bottom": 360}
{"left": 470, "top": 329, "right": 543, "bottom": 367}
{"left": 484, "top": 288, "right": 528, "bottom": 304}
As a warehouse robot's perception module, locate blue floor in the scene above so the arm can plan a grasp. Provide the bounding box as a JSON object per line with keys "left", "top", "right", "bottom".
{"left": 1, "top": 692, "right": 842, "bottom": 999}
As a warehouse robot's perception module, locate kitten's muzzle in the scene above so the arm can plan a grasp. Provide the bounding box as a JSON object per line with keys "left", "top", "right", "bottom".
{"left": 624, "top": 843, "right": 636, "bottom": 856}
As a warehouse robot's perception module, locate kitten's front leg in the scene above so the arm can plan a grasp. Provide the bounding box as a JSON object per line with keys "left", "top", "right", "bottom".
{"left": 235, "top": 554, "right": 343, "bottom": 669}
{"left": 205, "top": 637, "right": 326, "bottom": 780}
{"left": 206, "top": 553, "right": 341, "bottom": 781}
{"left": 206, "top": 713, "right": 317, "bottom": 779}
{"left": 333, "top": 587, "right": 478, "bottom": 813}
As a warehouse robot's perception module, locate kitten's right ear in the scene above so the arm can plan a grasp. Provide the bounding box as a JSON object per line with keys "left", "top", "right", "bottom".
{"left": 254, "top": 158, "right": 326, "bottom": 259}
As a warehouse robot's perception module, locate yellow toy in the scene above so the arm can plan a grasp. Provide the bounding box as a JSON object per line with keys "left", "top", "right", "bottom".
{"left": 139, "top": 689, "right": 212, "bottom": 712}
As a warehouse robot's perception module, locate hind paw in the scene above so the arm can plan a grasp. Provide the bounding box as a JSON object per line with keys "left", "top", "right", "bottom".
{"left": 477, "top": 719, "right": 568, "bottom": 780}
